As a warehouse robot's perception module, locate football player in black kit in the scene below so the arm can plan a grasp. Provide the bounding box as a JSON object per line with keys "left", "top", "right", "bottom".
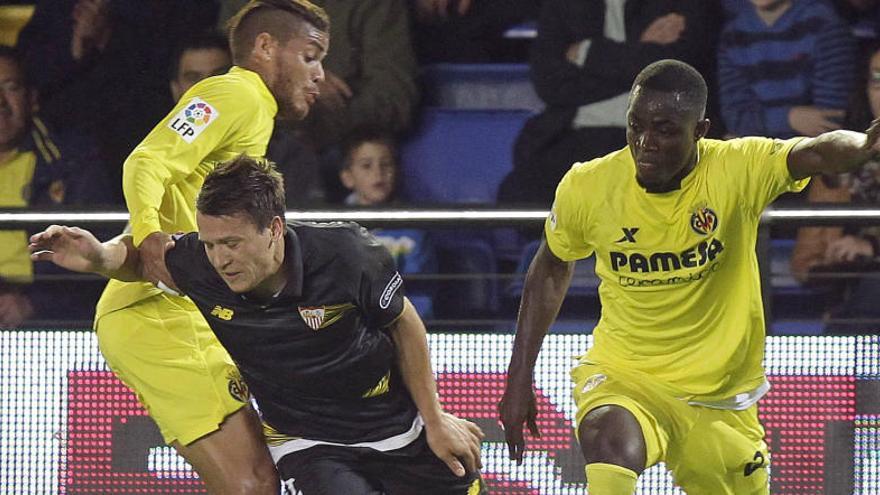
{"left": 29, "top": 155, "right": 485, "bottom": 495}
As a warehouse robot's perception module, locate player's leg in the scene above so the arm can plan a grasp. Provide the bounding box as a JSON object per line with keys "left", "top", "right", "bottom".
{"left": 571, "top": 364, "right": 672, "bottom": 495}
{"left": 667, "top": 405, "right": 769, "bottom": 495}
{"left": 276, "top": 445, "right": 384, "bottom": 495}
{"left": 578, "top": 405, "right": 645, "bottom": 494}
{"left": 95, "top": 294, "right": 278, "bottom": 494}
{"left": 172, "top": 405, "right": 279, "bottom": 495}
{"left": 368, "top": 432, "right": 484, "bottom": 495}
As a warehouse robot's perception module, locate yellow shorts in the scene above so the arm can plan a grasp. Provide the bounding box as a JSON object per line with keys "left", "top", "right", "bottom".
{"left": 95, "top": 293, "right": 248, "bottom": 445}
{"left": 572, "top": 361, "right": 769, "bottom": 495}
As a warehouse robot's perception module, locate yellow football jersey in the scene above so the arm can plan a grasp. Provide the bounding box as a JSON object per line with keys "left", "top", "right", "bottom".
{"left": 0, "top": 152, "right": 35, "bottom": 282}
{"left": 546, "top": 137, "right": 808, "bottom": 402}
{"left": 96, "top": 66, "right": 277, "bottom": 318}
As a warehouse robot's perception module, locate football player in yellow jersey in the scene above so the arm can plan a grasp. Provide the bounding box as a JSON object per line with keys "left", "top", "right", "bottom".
{"left": 499, "top": 60, "right": 880, "bottom": 495}
{"left": 93, "top": 1, "right": 329, "bottom": 493}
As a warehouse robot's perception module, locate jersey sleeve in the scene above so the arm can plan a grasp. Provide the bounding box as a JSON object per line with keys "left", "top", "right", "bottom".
{"left": 353, "top": 226, "right": 406, "bottom": 328}
{"left": 124, "top": 79, "right": 259, "bottom": 246}
{"left": 544, "top": 166, "right": 595, "bottom": 261}
{"left": 732, "top": 137, "right": 810, "bottom": 215}
{"left": 162, "top": 232, "right": 202, "bottom": 295}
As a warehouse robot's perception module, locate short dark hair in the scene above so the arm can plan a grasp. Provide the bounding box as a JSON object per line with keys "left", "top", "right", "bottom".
{"left": 0, "top": 45, "right": 28, "bottom": 87}
{"left": 340, "top": 127, "right": 399, "bottom": 171}
{"left": 169, "top": 31, "right": 230, "bottom": 81}
{"left": 197, "top": 155, "right": 286, "bottom": 230}
{"left": 631, "top": 59, "right": 707, "bottom": 118}
{"left": 227, "top": 0, "right": 329, "bottom": 65}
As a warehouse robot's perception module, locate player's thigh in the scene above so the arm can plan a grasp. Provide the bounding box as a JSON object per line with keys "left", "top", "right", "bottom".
{"left": 95, "top": 295, "right": 246, "bottom": 445}
{"left": 172, "top": 405, "right": 278, "bottom": 495}
{"left": 277, "top": 446, "right": 383, "bottom": 495}
{"left": 572, "top": 363, "right": 672, "bottom": 469}
{"left": 668, "top": 406, "right": 769, "bottom": 495}
{"left": 373, "top": 434, "right": 484, "bottom": 495}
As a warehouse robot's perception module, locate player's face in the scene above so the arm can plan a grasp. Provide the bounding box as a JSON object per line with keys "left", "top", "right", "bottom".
{"left": 626, "top": 86, "right": 708, "bottom": 192}
{"left": 340, "top": 142, "right": 396, "bottom": 205}
{"left": 0, "top": 57, "right": 33, "bottom": 152}
{"left": 868, "top": 49, "right": 880, "bottom": 119}
{"left": 197, "top": 211, "right": 282, "bottom": 294}
{"left": 170, "top": 47, "right": 231, "bottom": 102}
{"left": 270, "top": 25, "right": 328, "bottom": 120}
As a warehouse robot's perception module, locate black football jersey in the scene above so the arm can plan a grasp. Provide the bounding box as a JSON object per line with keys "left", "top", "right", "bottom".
{"left": 165, "top": 221, "right": 416, "bottom": 443}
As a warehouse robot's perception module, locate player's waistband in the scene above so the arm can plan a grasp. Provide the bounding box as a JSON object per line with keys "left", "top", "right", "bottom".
{"left": 267, "top": 414, "right": 424, "bottom": 463}
{"left": 685, "top": 379, "right": 770, "bottom": 411}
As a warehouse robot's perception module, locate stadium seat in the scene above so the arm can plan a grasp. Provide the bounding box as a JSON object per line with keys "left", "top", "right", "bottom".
{"left": 420, "top": 64, "right": 542, "bottom": 111}
{"left": 432, "top": 236, "right": 500, "bottom": 319}
{"left": 400, "top": 107, "right": 533, "bottom": 204}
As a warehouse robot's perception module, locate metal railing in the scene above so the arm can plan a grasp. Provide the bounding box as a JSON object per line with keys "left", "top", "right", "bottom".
{"left": 3, "top": 205, "right": 880, "bottom": 332}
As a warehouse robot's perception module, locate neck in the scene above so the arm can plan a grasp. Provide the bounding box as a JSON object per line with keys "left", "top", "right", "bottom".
{"left": 755, "top": 0, "right": 793, "bottom": 26}
{"left": 0, "top": 148, "right": 16, "bottom": 164}
{"left": 645, "top": 147, "right": 700, "bottom": 194}
{"left": 247, "top": 236, "right": 288, "bottom": 300}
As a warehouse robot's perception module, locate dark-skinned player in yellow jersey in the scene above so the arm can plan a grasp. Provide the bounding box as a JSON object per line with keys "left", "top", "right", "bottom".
{"left": 499, "top": 59, "right": 880, "bottom": 495}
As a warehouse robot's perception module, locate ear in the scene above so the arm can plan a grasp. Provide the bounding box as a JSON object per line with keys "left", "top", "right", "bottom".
{"left": 339, "top": 168, "right": 355, "bottom": 189}
{"left": 253, "top": 32, "right": 277, "bottom": 63}
{"left": 271, "top": 216, "right": 284, "bottom": 239}
{"left": 27, "top": 88, "right": 38, "bottom": 113}
{"left": 694, "top": 118, "right": 711, "bottom": 141}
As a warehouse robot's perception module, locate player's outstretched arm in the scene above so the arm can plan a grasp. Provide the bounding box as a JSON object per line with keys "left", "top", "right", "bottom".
{"left": 390, "top": 297, "right": 484, "bottom": 477}
{"left": 499, "top": 239, "right": 574, "bottom": 465}
{"left": 788, "top": 117, "right": 880, "bottom": 179}
{"left": 29, "top": 226, "right": 145, "bottom": 282}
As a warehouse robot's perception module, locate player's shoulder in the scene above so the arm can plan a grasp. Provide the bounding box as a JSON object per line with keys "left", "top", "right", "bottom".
{"left": 291, "top": 220, "right": 379, "bottom": 256}
{"left": 184, "top": 68, "right": 263, "bottom": 108}
{"left": 560, "top": 146, "right": 629, "bottom": 189}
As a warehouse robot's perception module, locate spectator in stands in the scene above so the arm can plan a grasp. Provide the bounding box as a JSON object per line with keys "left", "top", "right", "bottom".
{"left": 718, "top": 0, "right": 857, "bottom": 140}
{"left": 408, "top": 0, "right": 540, "bottom": 63}
{"left": 169, "top": 32, "right": 325, "bottom": 206}
{"left": 498, "top": 0, "right": 718, "bottom": 205}
{"left": 219, "top": 0, "right": 419, "bottom": 201}
{"left": 791, "top": 40, "right": 880, "bottom": 334}
{"left": 0, "top": 45, "right": 108, "bottom": 327}
{"left": 339, "top": 128, "right": 438, "bottom": 317}
{"left": 17, "top": 0, "right": 220, "bottom": 204}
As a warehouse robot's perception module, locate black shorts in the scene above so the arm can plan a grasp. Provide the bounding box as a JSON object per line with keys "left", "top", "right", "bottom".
{"left": 278, "top": 432, "right": 484, "bottom": 495}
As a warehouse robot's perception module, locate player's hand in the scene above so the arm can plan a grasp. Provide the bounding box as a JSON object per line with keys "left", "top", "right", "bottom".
{"left": 788, "top": 106, "right": 844, "bottom": 137}
{"left": 425, "top": 412, "right": 484, "bottom": 477}
{"left": 315, "top": 71, "right": 352, "bottom": 112}
{"left": 138, "top": 231, "right": 178, "bottom": 291}
{"left": 71, "top": 0, "right": 112, "bottom": 60}
{"left": 498, "top": 378, "right": 540, "bottom": 465}
{"left": 0, "top": 292, "right": 33, "bottom": 329}
{"left": 640, "top": 13, "right": 685, "bottom": 45}
{"left": 825, "top": 235, "right": 874, "bottom": 263}
{"left": 29, "top": 225, "right": 105, "bottom": 273}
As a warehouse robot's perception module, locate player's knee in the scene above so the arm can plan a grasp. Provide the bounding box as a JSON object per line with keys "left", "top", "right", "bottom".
{"left": 578, "top": 405, "right": 646, "bottom": 473}
{"left": 226, "top": 467, "right": 279, "bottom": 495}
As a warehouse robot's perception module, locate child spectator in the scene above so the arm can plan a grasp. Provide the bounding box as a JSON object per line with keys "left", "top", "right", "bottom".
{"left": 340, "top": 129, "right": 438, "bottom": 317}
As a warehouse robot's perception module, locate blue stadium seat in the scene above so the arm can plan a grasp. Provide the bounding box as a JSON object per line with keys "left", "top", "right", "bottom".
{"left": 420, "top": 64, "right": 542, "bottom": 111}
{"left": 506, "top": 240, "right": 600, "bottom": 300}
{"left": 400, "top": 108, "right": 533, "bottom": 204}
{"left": 433, "top": 236, "right": 499, "bottom": 318}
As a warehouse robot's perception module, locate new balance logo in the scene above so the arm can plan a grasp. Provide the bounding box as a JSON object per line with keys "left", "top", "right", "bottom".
{"left": 744, "top": 451, "right": 766, "bottom": 477}
{"left": 210, "top": 305, "right": 234, "bottom": 321}
{"left": 615, "top": 227, "right": 639, "bottom": 243}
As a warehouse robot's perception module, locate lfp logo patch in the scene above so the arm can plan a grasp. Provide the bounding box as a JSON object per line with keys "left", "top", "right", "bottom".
{"left": 168, "top": 97, "right": 219, "bottom": 143}
{"left": 690, "top": 206, "right": 718, "bottom": 235}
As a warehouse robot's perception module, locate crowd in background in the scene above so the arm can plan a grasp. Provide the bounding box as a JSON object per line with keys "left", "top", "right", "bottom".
{"left": 0, "top": 0, "right": 879, "bottom": 330}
